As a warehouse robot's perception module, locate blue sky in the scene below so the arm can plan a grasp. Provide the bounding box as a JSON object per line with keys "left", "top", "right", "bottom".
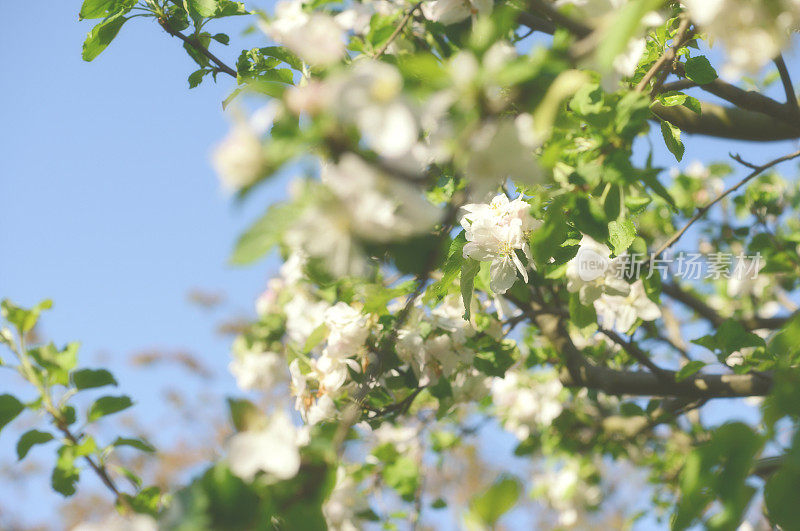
{"left": 1, "top": 3, "right": 799, "bottom": 529}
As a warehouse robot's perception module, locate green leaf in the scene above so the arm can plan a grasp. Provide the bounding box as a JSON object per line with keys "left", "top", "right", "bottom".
{"left": 683, "top": 95, "right": 701, "bottom": 114}
{"left": 1, "top": 299, "right": 52, "bottom": 334}
{"left": 71, "top": 368, "right": 118, "bottom": 390}
{"left": 383, "top": 456, "right": 419, "bottom": 501}
{"left": 424, "top": 232, "right": 467, "bottom": 304}
{"left": 227, "top": 397, "right": 263, "bottom": 432}
{"left": 0, "top": 394, "right": 24, "bottom": 433}
{"left": 655, "top": 91, "right": 687, "bottom": 107}
{"left": 188, "top": 68, "right": 211, "bottom": 88}
{"left": 112, "top": 436, "right": 155, "bottom": 453}
{"left": 211, "top": 33, "right": 229, "bottom": 45}
{"left": 29, "top": 342, "right": 79, "bottom": 386}
{"left": 675, "top": 361, "right": 706, "bottom": 382}
{"left": 82, "top": 12, "right": 128, "bottom": 62}
{"left": 260, "top": 46, "right": 304, "bottom": 70}
{"left": 569, "top": 292, "right": 597, "bottom": 329}
{"left": 684, "top": 56, "right": 718, "bottom": 85}
{"left": 469, "top": 475, "right": 521, "bottom": 526}
{"left": 460, "top": 258, "right": 481, "bottom": 320}
{"left": 87, "top": 395, "right": 133, "bottom": 422}
{"left": 17, "top": 429, "right": 54, "bottom": 460}
{"left": 185, "top": 0, "right": 218, "bottom": 19}
{"left": 52, "top": 445, "right": 80, "bottom": 497}
{"left": 660, "top": 120, "right": 684, "bottom": 162}
{"left": 608, "top": 219, "right": 636, "bottom": 255}
{"left": 230, "top": 202, "right": 301, "bottom": 265}
{"left": 572, "top": 196, "right": 609, "bottom": 242}
{"left": 474, "top": 350, "right": 515, "bottom": 378}
{"left": 79, "top": 0, "right": 134, "bottom": 19}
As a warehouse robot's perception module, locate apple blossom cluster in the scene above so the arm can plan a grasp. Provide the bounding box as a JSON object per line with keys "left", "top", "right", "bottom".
{"left": 286, "top": 155, "right": 442, "bottom": 277}
{"left": 490, "top": 370, "right": 564, "bottom": 441}
{"left": 684, "top": 0, "right": 800, "bottom": 78}
{"left": 566, "top": 236, "right": 661, "bottom": 333}
{"left": 396, "top": 295, "right": 480, "bottom": 387}
{"left": 460, "top": 193, "right": 541, "bottom": 294}
{"left": 531, "top": 458, "right": 604, "bottom": 528}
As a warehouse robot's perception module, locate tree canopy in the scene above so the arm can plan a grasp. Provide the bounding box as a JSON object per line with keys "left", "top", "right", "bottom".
{"left": 3, "top": 0, "right": 800, "bottom": 528}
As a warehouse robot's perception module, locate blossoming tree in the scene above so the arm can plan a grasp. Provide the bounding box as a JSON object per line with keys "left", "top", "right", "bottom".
{"left": 4, "top": 0, "right": 800, "bottom": 528}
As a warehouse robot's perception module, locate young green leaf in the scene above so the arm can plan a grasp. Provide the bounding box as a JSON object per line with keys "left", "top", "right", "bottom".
{"left": 1, "top": 299, "right": 52, "bottom": 334}
{"left": 71, "top": 368, "right": 118, "bottom": 390}
{"left": 675, "top": 361, "right": 706, "bottom": 382}
{"left": 660, "top": 120, "right": 685, "bottom": 162}
{"left": 17, "top": 429, "right": 54, "bottom": 460}
{"left": 87, "top": 395, "right": 133, "bottom": 422}
{"left": 112, "top": 436, "right": 155, "bottom": 453}
{"left": 79, "top": 0, "right": 134, "bottom": 19}
{"left": 186, "top": 0, "right": 218, "bottom": 20}
{"left": 82, "top": 12, "right": 128, "bottom": 62}
{"left": 0, "top": 394, "right": 24, "bottom": 433}
{"left": 469, "top": 475, "right": 521, "bottom": 526}
{"left": 608, "top": 219, "right": 637, "bottom": 255}
{"left": 52, "top": 445, "right": 81, "bottom": 496}
{"left": 684, "top": 56, "right": 718, "bottom": 85}
{"left": 460, "top": 258, "right": 481, "bottom": 320}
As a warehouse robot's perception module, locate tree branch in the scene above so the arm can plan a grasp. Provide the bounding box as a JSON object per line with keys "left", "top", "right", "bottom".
{"left": 374, "top": 1, "right": 422, "bottom": 58}
{"left": 526, "top": 0, "right": 592, "bottom": 38}
{"left": 774, "top": 55, "right": 799, "bottom": 114}
{"left": 662, "top": 282, "right": 789, "bottom": 330}
{"left": 157, "top": 19, "right": 237, "bottom": 78}
{"left": 652, "top": 100, "right": 800, "bottom": 141}
{"left": 635, "top": 17, "right": 691, "bottom": 93}
{"left": 671, "top": 62, "right": 796, "bottom": 127}
{"left": 653, "top": 148, "right": 800, "bottom": 259}
{"left": 599, "top": 327, "right": 671, "bottom": 381}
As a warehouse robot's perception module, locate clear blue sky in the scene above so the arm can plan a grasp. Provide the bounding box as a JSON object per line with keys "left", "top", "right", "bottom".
{"left": 1, "top": 3, "right": 799, "bottom": 529}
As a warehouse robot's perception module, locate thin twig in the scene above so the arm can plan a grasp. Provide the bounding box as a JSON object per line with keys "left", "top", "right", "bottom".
{"left": 636, "top": 16, "right": 691, "bottom": 93}
{"left": 158, "top": 19, "right": 237, "bottom": 78}
{"left": 653, "top": 149, "right": 800, "bottom": 259}
{"left": 599, "top": 327, "right": 671, "bottom": 382}
{"left": 374, "top": 2, "right": 423, "bottom": 58}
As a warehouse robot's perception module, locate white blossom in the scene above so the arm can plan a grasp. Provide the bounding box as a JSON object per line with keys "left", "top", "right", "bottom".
{"left": 323, "top": 466, "right": 369, "bottom": 531}
{"left": 229, "top": 344, "right": 285, "bottom": 392}
{"left": 212, "top": 123, "right": 264, "bottom": 191}
{"left": 264, "top": 1, "right": 345, "bottom": 66}
{"left": 421, "top": 0, "right": 492, "bottom": 24}
{"left": 324, "top": 302, "right": 370, "bottom": 358}
{"left": 684, "top": 0, "right": 800, "bottom": 78}
{"left": 565, "top": 235, "right": 630, "bottom": 305}
{"left": 73, "top": 514, "right": 157, "bottom": 531}
{"left": 284, "top": 292, "right": 330, "bottom": 345}
{"left": 460, "top": 194, "right": 539, "bottom": 294}
{"left": 491, "top": 371, "right": 564, "bottom": 440}
{"left": 593, "top": 279, "right": 660, "bottom": 333}
{"left": 227, "top": 411, "right": 303, "bottom": 481}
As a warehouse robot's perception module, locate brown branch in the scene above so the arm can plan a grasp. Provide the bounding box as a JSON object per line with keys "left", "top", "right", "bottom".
{"left": 652, "top": 100, "right": 800, "bottom": 141}
{"left": 774, "top": 55, "right": 799, "bottom": 114}
{"left": 659, "top": 79, "right": 697, "bottom": 93}
{"left": 653, "top": 148, "right": 800, "bottom": 259}
{"left": 526, "top": 0, "right": 592, "bottom": 38}
{"left": 374, "top": 1, "right": 422, "bottom": 58}
{"left": 672, "top": 62, "right": 796, "bottom": 127}
{"left": 158, "top": 19, "right": 237, "bottom": 78}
